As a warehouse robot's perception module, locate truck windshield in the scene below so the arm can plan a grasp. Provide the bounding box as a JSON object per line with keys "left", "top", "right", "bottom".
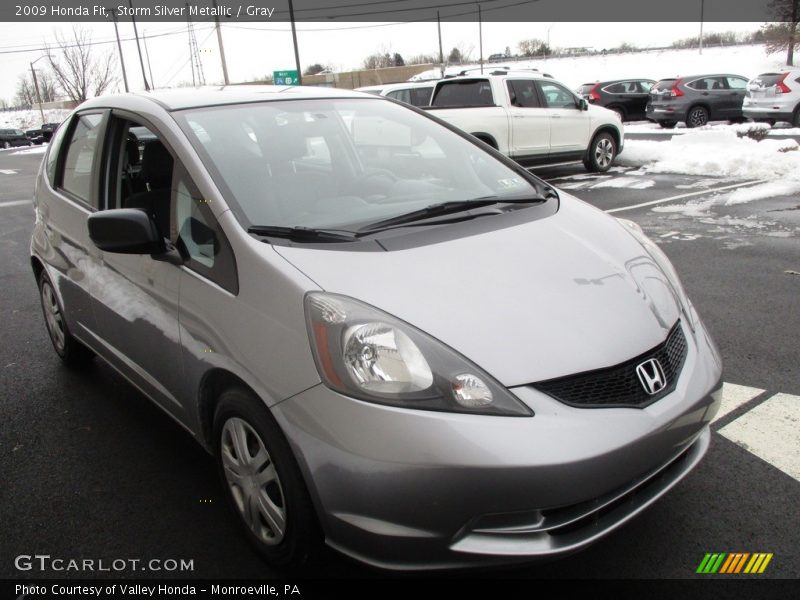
{"left": 175, "top": 98, "right": 543, "bottom": 231}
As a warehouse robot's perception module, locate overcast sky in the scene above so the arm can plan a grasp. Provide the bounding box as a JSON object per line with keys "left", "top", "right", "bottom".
{"left": 0, "top": 20, "right": 762, "bottom": 101}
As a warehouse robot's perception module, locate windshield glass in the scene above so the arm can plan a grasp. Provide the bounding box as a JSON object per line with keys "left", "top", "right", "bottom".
{"left": 176, "top": 98, "right": 539, "bottom": 231}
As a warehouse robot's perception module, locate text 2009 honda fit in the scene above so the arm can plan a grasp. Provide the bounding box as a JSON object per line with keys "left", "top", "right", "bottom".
{"left": 31, "top": 86, "right": 722, "bottom": 570}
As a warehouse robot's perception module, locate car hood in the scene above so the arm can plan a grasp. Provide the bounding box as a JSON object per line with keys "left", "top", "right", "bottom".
{"left": 274, "top": 196, "right": 681, "bottom": 387}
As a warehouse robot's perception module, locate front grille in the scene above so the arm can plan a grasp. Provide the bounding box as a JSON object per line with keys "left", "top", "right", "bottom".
{"left": 532, "top": 321, "right": 688, "bottom": 408}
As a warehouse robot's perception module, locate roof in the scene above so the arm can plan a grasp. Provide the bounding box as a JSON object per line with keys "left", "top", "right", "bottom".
{"left": 79, "top": 85, "right": 371, "bottom": 112}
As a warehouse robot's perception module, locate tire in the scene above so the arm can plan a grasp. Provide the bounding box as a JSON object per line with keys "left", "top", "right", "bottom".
{"left": 657, "top": 120, "right": 677, "bottom": 129}
{"left": 2, "top": 141, "right": 10, "bottom": 149}
{"left": 213, "top": 387, "right": 322, "bottom": 571}
{"left": 37, "top": 270, "right": 95, "bottom": 367}
{"left": 793, "top": 108, "right": 800, "bottom": 128}
{"left": 583, "top": 131, "right": 617, "bottom": 173}
{"left": 686, "top": 106, "right": 709, "bottom": 128}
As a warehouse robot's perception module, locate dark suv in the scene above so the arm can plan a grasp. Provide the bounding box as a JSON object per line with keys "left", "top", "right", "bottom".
{"left": 0, "top": 128, "right": 32, "bottom": 149}
{"left": 578, "top": 79, "right": 655, "bottom": 122}
{"left": 646, "top": 74, "right": 749, "bottom": 128}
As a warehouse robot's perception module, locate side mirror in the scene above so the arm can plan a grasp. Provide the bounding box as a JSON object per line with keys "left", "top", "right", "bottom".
{"left": 88, "top": 208, "right": 166, "bottom": 255}
{"left": 579, "top": 98, "right": 589, "bottom": 111}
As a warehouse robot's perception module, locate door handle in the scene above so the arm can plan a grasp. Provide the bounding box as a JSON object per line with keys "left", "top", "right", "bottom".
{"left": 552, "top": 114, "right": 562, "bottom": 118}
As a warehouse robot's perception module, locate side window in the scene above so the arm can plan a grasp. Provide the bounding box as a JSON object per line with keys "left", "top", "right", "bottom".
{"left": 386, "top": 89, "right": 412, "bottom": 104}
{"left": 605, "top": 83, "right": 625, "bottom": 94}
{"left": 639, "top": 80, "right": 654, "bottom": 92}
{"left": 726, "top": 77, "right": 747, "bottom": 90}
{"left": 432, "top": 80, "right": 494, "bottom": 107}
{"left": 538, "top": 81, "right": 579, "bottom": 109}
{"left": 173, "top": 162, "right": 238, "bottom": 294}
{"left": 60, "top": 113, "right": 103, "bottom": 205}
{"left": 45, "top": 121, "right": 71, "bottom": 183}
{"left": 410, "top": 87, "right": 433, "bottom": 107}
{"left": 507, "top": 80, "right": 541, "bottom": 108}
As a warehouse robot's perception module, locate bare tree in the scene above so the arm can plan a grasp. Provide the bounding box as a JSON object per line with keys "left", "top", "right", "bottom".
{"left": 762, "top": 0, "right": 800, "bottom": 65}
{"left": 15, "top": 71, "right": 58, "bottom": 107}
{"left": 46, "top": 25, "right": 117, "bottom": 103}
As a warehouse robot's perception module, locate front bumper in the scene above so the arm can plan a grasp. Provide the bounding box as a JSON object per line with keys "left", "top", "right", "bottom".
{"left": 273, "top": 320, "right": 722, "bottom": 570}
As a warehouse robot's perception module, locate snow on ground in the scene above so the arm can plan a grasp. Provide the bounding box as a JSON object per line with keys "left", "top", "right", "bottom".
{"left": 410, "top": 44, "right": 786, "bottom": 90}
{"left": 10, "top": 145, "right": 48, "bottom": 155}
{"left": 0, "top": 108, "right": 70, "bottom": 131}
{"left": 618, "top": 129, "right": 800, "bottom": 181}
{"left": 625, "top": 122, "right": 800, "bottom": 135}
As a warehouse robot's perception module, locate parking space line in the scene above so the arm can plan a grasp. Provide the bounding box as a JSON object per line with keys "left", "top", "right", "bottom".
{"left": 719, "top": 393, "right": 800, "bottom": 482}
{"left": 0, "top": 200, "right": 31, "bottom": 208}
{"left": 605, "top": 179, "right": 769, "bottom": 214}
{"left": 713, "top": 383, "right": 765, "bottom": 423}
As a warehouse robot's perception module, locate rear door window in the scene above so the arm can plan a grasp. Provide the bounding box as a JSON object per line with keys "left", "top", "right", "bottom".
{"left": 507, "top": 80, "right": 542, "bottom": 108}
{"left": 432, "top": 80, "right": 495, "bottom": 107}
{"left": 59, "top": 113, "right": 104, "bottom": 206}
{"left": 726, "top": 77, "right": 747, "bottom": 89}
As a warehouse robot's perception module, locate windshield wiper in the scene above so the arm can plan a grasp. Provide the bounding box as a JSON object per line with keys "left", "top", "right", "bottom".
{"left": 357, "top": 196, "right": 547, "bottom": 234}
{"left": 248, "top": 225, "right": 357, "bottom": 243}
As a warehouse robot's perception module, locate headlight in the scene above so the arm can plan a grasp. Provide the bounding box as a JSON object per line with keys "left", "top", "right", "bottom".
{"left": 616, "top": 218, "right": 697, "bottom": 330}
{"left": 305, "top": 292, "right": 532, "bottom": 416}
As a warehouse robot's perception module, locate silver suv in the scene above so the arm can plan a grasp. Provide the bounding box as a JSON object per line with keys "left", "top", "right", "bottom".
{"left": 743, "top": 70, "right": 800, "bottom": 127}
{"left": 31, "top": 86, "right": 722, "bottom": 571}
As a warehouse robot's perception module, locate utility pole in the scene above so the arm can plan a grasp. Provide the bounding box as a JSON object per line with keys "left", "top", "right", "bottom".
{"left": 477, "top": 3, "right": 483, "bottom": 74}
{"left": 699, "top": 0, "right": 704, "bottom": 55}
{"left": 437, "top": 11, "right": 444, "bottom": 78}
{"left": 288, "top": 0, "right": 302, "bottom": 84}
{"left": 142, "top": 29, "right": 155, "bottom": 89}
{"left": 213, "top": 0, "right": 230, "bottom": 85}
{"left": 128, "top": 0, "right": 150, "bottom": 90}
{"left": 110, "top": 8, "right": 129, "bottom": 92}
{"left": 29, "top": 56, "right": 45, "bottom": 124}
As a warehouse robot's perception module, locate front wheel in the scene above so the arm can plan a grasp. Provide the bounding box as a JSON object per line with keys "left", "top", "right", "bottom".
{"left": 213, "top": 387, "right": 322, "bottom": 571}
{"left": 584, "top": 132, "right": 617, "bottom": 173}
{"left": 686, "top": 106, "right": 709, "bottom": 128}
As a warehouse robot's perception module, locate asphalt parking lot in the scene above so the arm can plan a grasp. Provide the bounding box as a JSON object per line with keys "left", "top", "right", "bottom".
{"left": 1, "top": 143, "right": 798, "bottom": 580}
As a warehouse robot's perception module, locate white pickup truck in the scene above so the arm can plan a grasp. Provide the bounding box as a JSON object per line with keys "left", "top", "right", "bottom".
{"left": 424, "top": 71, "right": 624, "bottom": 172}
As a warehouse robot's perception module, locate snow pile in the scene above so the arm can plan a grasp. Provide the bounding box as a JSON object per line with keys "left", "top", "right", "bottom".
{"left": 0, "top": 108, "right": 71, "bottom": 130}
{"left": 626, "top": 122, "right": 800, "bottom": 135}
{"left": 618, "top": 128, "right": 800, "bottom": 180}
{"left": 724, "top": 181, "right": 800, "bottom": 204}
{"left": 11, "top": 145, "right": 48, "bottom": 155}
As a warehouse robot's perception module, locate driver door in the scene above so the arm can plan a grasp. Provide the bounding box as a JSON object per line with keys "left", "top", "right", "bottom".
{"left": 536, "top": 80, "right": 590, "bottom": 153}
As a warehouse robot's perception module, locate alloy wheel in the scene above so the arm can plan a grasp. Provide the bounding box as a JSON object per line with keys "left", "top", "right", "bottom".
{"left": 41, "top": 280, "right": 66, "bottom": 353}
{"left": 688, "top": 107, "right": 708, "bottom": 127}
{"left": 221, "top": 417, "right": 287, "bottom": 546}
{"left": 594, "top": 137, "right": 614, "bottom": 169}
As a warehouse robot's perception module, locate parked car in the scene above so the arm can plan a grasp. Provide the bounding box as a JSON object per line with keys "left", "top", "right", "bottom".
{"left": 32, "top": 86, "right": 722, "bottom": 571}
{"left": 426, "top": 71, "right": 624, "bottom": 171}
{"left": 578, "top": 79, "right": 656, "bottom": 122}
{"left": 0, "top": 128, "right": 32, "bottom": 148}
{"left": 26, "top": 128, "right": 46, "bottom": 145}
{"left": 40, "top": 122, "right": 61, "bottom": 142}
{"left": 355, "top": 81, "right": 435, "bottom": 107}
{"left": 646, "top": 74, "right": 749, "bottom": 128}
{"left": 487, "top": 52, "right": 511, "bottom": 62}
{"left": 743, "top": 70, "right": 800, "bottom": 127}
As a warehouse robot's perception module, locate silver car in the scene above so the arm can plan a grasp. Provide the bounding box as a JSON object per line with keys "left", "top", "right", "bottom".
{"left": 31, "top": 86, "right": 722, "bottom": 570}
{"left": 743, "top": 70, "right": 800, "bottom": 127}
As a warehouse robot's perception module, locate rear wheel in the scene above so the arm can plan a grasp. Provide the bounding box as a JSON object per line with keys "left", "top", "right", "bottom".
{"left": 37, "top": 271, "right": 95, "bottom": 367}
{"left": 686, "top": 106, "right": 709, "bottom": 128}
{"left": 583, "top": 131, "right": 617, "bottom": 173}
{"left": 213, "top": 387, "right": 322, "bottom": 570}
{"left": 657, "top": 120, "right": 677, "bottom": 129}
{"left": 793, "top": 108, "right": 800, "bottom": 128}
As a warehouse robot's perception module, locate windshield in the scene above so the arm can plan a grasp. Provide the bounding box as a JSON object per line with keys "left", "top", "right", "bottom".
{"left": 176, "top": 98, "right": 540, "bottom": 231}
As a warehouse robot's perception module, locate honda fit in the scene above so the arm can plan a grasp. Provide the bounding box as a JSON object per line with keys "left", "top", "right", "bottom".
{"left": 31, "top": 86, "right": 722, "bottom": 570}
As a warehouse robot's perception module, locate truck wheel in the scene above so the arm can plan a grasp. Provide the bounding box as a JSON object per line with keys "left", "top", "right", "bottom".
{"left": 584, "top": 132, "right": 617, "bottom": 173}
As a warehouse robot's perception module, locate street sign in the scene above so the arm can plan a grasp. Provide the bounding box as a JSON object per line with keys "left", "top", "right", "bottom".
{"left": 273, "top": 70, "right": 300, "bottom": 86}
